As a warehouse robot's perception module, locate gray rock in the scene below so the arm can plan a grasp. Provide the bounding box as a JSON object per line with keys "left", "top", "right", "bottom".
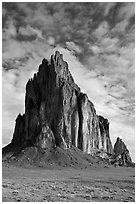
{"left": 98, "top": 115, "right": 113, "bottom": 154}
{"left": 10, "top": 51, "right": 113, "bottom": 153}
{"left": 113, "top": 137, "right": 133, "bottom": 166}
{"left": 11, "top": 114, "right": 25, "bottom": 146}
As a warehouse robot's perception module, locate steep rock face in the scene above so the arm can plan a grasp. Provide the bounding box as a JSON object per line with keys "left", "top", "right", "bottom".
{"left": 77, "top": 93, "right": 100, "bottom": 153}
{"left": 12, "top": 114, "right": 25, "bottom": 146}
{"left": 11, "top": 51, "right": 113, "bottom": 155}
{"left": 114, "top": 137, "right": 127, "bottom": 156}
{"left": 24, "top": 51, "right": 80, "bottom": 149}
{"left": 113, "top": 137, "right": 132, "bottom": 166}
{"left": 98, "top": 115, "right": 113, "bottom": 154}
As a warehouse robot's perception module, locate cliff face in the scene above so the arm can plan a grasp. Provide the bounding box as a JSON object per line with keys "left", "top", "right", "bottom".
{"left": 12, "top": 114, "right": 25, "bottom": 146}
{"left": 11, "top": 51, "right": 112, "bottom": 154}
{"left": 98, "top": 115, "right": 113, "bottom": 154}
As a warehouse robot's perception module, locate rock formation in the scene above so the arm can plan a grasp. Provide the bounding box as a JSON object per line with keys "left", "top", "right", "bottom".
{"left": 12, "top": 113, "right": 25, "bottom": 146}
{"left": 6, "top": 51, "right": 112, "bottom": 154}
{"left": 3, "top": 51, "right": 134, "bottom": 167}
{"left": 112, "top": 137, "right": 133, "bottom": 166}
{"left": 98, "top": 115, "right": 113, "bottom": 154}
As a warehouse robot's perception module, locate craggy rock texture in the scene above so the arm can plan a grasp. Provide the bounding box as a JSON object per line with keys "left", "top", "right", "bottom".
{"left": 112, "top": 137, "right": 133, "bottom": 166}
{"left": 3, "top": 51, "right": 134, "bottom": 167}
{"left": 24, "top": 51, "right": 80, "bottom": 150}
{"left": 10, "top": 51, "right": 112, "bottom": 154}
{"left": 77, "top": 93, "right": 101, "bottom": 153}
{"left": 98, "top": 115, "right": 113, "bottom": 154}
{"left": 11, "top": 114, "right": 25, "bottom": 146}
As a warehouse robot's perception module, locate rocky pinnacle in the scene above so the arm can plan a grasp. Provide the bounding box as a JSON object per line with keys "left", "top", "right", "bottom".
{"left": 11, "top": 51, "right": 114, "bottom": 155}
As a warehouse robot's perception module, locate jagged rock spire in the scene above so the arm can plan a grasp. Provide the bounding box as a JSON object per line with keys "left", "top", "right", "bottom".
{"left": 11, "top": 51, "right": 113, "bottom": 154}
{"left": 113, "top": 137, "right": 132, "bottom": 166}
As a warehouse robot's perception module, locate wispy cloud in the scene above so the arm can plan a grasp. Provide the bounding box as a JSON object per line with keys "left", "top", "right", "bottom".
{"left": 93, "top": 21, "right": 110, "bottom": 39}
{"left": 18, "top": 25, "right": 43, "bottom": 39}
{"left": 66, "top": 41, "right": 81, "bottom": 53}
{"left": 117, "top": 2, "right": 135, "bottom": 20}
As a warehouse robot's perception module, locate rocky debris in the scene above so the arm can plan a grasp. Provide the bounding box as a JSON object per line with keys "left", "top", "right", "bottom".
{"left": 2, "top": 51, "right": 134, "bottom": 167}
{"left": 111, "top": 137, "right": 134, "bottom": 167}
{"left": 36, "top": 124, "right": 56, "bottom": 150}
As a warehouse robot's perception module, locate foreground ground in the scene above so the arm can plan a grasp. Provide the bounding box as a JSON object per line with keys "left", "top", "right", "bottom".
{"left": 2, "top": 163, "right": 135, "bottom": 202}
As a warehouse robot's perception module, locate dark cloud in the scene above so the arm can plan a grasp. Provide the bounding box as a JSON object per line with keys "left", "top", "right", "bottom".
{"left": 2, "top": 2, "right": 134, "bottom": 60}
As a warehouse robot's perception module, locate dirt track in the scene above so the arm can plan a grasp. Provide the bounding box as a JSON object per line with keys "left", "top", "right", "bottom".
{"left": 2, "top": 164, "right": 135, "bottom": 202}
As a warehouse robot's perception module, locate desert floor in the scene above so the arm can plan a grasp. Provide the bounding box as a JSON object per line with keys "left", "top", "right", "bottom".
{"left": 2, "top": 164, "right": 135, "bottom": 202}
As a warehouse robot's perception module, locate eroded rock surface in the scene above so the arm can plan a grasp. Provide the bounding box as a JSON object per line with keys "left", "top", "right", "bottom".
{"left": 112, "top": 137, "right": 133, "bottom": 166}
{"left": 10, "top": 51, "right": 113, "bottom": 154}
{"left": 98, "top": 115, "right": 113, "bottom": 154}
{"left": 12, "top": 114, "right": 25, "bottom": 146}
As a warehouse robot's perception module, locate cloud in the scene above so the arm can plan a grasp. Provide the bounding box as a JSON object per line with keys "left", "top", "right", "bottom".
{"left": 100, "top": 37, "right": 119, "bottom": 53}
{"left": 19, "top": 25, "right": 43, "bottom": 39}
{"left": 112, "top": 19, "right": 129, "bottom": 33}
{"left": 2, "top": 69, "right": 25, "bottom": 143}
{"left": 89, "top": 45, "right": 101, "bottom": 55}
{"left": 3, "top": 18, "right": 17, "bottom": 38}
{"left": 66, "top": 41, "right": 81, "bottom": 53}
{"left": 117, "top": 2, "right": 135, "bottom": 20}
{"left": 3, "top": 39, "right": 29, "bottom": 59}
{"left": 47, "top": 36, "right": 55, "bottom": 46}
{"left": 100, "top": 2, "right": 117, "bottom": 16}
{"left": 93, "top": 21, "right": 109, "bottom": 39}
{"left": 111, "top": 4, "right": 135, "bottom": 37}
{"left": 89, "top": 37, "right": 119, "bottom": 55}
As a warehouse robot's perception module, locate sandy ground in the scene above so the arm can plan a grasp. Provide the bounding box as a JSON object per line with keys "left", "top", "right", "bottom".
{"left": 2, "top": 164, "right": 135, "bottom": 202}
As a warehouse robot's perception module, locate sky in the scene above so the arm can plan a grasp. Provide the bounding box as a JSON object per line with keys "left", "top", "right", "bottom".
{"left": 2, "top": 2, "right": 135, "bottom": 161}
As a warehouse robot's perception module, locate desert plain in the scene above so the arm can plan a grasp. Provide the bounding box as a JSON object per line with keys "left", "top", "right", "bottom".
{"left": 2, "top": 163, "right": 135, "bottom": 202}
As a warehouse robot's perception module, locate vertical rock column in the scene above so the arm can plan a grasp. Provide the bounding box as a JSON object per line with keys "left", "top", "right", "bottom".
{"left": 77, "top": 93, "right": 101, "bottom": 153}
{"left": 113, "top": 137, "right": 132, "bottom": 165}
{"left": 98, "top": 115, "right": 113, "bottom": 154}
{"left": 12, "top": 114, "right": 26, "bottom": 146}
{"left": 24, "top": 51, "right": 81, "bottom": 149}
